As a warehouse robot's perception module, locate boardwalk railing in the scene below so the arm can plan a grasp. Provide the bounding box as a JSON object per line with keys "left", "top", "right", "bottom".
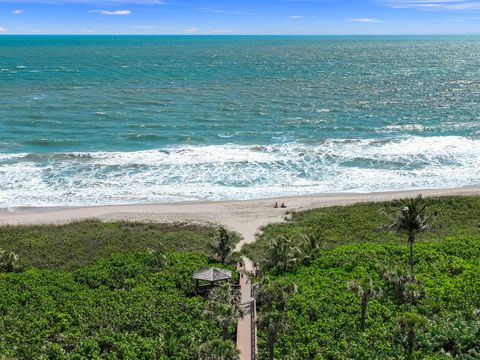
{"left": 237, "top": 261, "right": 258, "bottom": 360}
{"left": 250, "top": 299, "right": 257, "bottom": 360}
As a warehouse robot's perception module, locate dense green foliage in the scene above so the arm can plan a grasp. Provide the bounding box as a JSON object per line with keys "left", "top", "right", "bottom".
{"left": 1, "top": 196, "right": 479, "bottom": 359}
{"left": 0, "top": 251, "right": 232, "bottom": 359}
{"left": 0, "top": 221, "right": 226, "bottom": 270}
{"left": 197, "top": 339, "right": 239, "bottom": 360}
{"left": 0, "top": 221, "right": 240, "bottom": 359}
{"left": 258, "top": 240, "right": 480, "bottom": 359}
{"left": 253, "top": 196, "right": 480, "bottom": 359}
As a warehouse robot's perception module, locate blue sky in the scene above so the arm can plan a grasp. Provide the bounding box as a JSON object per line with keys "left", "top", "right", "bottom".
{"left": 1, "top": 0, "right": 480, "bottom": 35}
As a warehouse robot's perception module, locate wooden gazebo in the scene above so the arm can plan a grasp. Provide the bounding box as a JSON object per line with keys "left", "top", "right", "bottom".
{"left": 193, "top": 267, "right": 232, "bottom": 294}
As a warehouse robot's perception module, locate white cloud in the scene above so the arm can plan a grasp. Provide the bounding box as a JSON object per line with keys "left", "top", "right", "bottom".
{"left": 12, "top": 9, "right": 24, "bottom": 14}
{"left": 89, "top": 9, "right": 131, "bottom": 15}
{"left": 183, "top": 28, "right": 198, "bottom": 33}
{"left": 381, "top": 0, "right": 480, "bottom": 11}
{"left": 0, "top": 27, "right": 6, "bottom": 32}
{"left": 289, "top": 15, "right": 304, "bottom": 19}
{"left": 349, "top": 18, "right": 384, "bottom": 23}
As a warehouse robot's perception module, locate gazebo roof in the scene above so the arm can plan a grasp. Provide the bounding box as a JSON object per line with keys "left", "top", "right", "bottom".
{"left": 193, "top": 267, "right": 232, "bottom": 282}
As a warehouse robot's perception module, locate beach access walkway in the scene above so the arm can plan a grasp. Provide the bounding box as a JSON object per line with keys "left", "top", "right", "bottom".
{"left": 236, "top": 260, "right": 257, "bottom": 360}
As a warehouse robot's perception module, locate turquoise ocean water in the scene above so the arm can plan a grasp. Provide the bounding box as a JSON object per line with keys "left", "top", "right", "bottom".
{"left": 0, "top": 36, "right": 479, "bottom": 207}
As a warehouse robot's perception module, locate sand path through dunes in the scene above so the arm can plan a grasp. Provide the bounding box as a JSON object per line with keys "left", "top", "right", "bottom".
{"left": 1, "top": 187, "right": 479, "bottom": 252}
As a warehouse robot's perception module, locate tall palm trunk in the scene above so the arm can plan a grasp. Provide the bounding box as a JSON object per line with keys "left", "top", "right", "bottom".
{"left": 406, "top": 328, "right": 415, "bottom": 360}
{"left": 222, "top": 325, "right": 229, "bottom": 341}
{"left": 268, "top": 336, "right": 275, "bottom": 360}
{"left": 408, "top": 232, "right": 415, "bottom": 274}
{"left": 268, "top": 346, "right": 274, "bottom": 360}
{"left": 360, "top": 297, "right": 368, "bottom": 332}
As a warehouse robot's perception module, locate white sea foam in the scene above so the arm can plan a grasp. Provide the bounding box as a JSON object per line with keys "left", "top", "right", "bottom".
{"left": 384, "top": 124, "right": 426, "bottom": 131}
{"left": 379, "top": 122, "right": 480, "bottom": 134}
{"left": 0, "top": 136, "right": 479, "bottom": 207}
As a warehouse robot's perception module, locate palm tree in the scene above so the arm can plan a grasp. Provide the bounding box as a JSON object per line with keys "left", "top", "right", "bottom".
{"left": 146, "top": 247, "right": 167, "bottom": 269}
{"left": 299, "top": 233, "right": 324, "bottom": 265}
{"left": 403, "top": 281, "right": 424, "bottom": 306}
{"left": 383, "top": 268, "right": 410, "bottom": 302}
{"left": 398, "top": 312, "right": 427, "bottom": 360}
{"left": 204, "top": 282, "right": 245, "bottom": 341}
{"left": 255, "top": 279, "right": 297, "bottom": 360}
{"left": 347, "top": 277, "right": 382, "bottom": 332}
{"left": 197, "top": 339, "right": 240, "bottom": 360}
{"left": 257, "top": 310, "right": 288, "bottom": 360}
{"left": 388, "top": 195, "right": 435, "bottom": 274}
{"left": 0, "top": 248, "right": 19, "bottom": 273}
{"left": 209, "top": 227, "right": 235, "bottom": 265}
{"left": 266, "top": 235, "right": 301, "bottom": 271}
{"left": 475, "top": 308, "right": 480, "bottom": 319}
{"left": 383, "top": 268, "right": 421, "bottom": 304}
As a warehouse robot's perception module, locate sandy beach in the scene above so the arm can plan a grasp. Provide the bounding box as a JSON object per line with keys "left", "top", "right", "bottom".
{"left": 1, "top": 186, "right": 479, "bottom": 252}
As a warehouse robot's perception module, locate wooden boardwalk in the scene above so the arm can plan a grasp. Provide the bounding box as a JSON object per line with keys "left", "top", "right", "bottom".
{"left": 236, "top": 261, "right": 257, "bottom": 360}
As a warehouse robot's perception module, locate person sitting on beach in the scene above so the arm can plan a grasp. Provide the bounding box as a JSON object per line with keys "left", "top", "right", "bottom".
{"left": 280, "top": 203, "right": 287, "bottom": 208}
{"left": 274, "top": 202, "right": 278, "bottom": 208}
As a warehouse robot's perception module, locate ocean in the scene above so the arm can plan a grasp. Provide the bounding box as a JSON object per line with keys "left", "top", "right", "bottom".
{"left": 0, "top": 35, "right": 479, "bottom": 207}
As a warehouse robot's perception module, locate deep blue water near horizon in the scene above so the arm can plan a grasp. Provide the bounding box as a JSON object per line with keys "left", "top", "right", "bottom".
{"left": 1, "top": 35, "right": 479, "bottom": 207}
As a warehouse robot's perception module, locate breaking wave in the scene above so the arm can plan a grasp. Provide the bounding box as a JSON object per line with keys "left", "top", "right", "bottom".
{"left": 0, "top": 135, "right": 479, "bottom": 207}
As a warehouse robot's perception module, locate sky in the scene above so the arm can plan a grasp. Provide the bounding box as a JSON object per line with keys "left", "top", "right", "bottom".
{"left": 0, "top": 0, "right": 480, "bottom": 35}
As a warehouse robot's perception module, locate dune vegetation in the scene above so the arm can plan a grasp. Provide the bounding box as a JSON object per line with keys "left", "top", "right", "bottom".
{"left": 0, "top": 222, "right": 241, "bottom": 359}
{"left": 248, "top": 196, "right": 480, "bottom": 359}
{"left": 0, "top": 196, "right": 479, "bottom": 359}
{"left": 0, "top": 221, "right": 222, "bottom": 270}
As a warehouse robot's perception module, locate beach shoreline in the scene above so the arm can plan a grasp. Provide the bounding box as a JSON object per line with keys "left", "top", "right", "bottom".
{"left": 1, "top": 186, "right": 479, "bottom": 251}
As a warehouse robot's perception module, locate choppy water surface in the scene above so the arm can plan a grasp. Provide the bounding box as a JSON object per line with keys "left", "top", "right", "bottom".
{"left": 0, "top": 36, "right": 479, "bottom": 206}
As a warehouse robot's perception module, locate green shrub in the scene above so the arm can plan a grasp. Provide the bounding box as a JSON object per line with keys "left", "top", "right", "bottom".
{"left": 0, "top": 251, "right": 223, "bottom": 359}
